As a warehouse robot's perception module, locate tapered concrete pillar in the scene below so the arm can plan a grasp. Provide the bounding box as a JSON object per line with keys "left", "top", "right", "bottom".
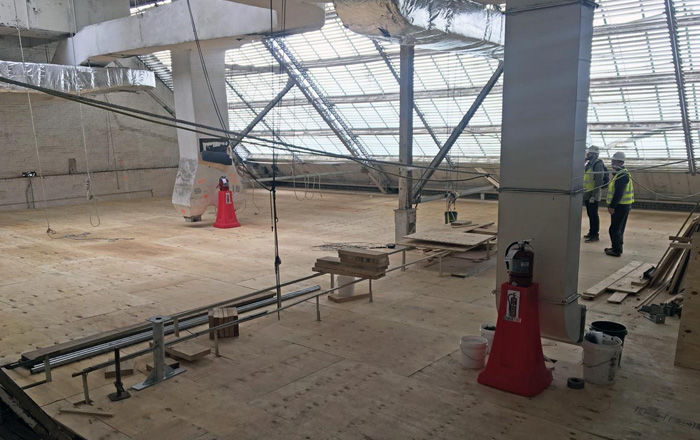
{"left": 496, "top": 0, "right": 595, "bottom": 342}
{"left": 395, "top": 44, "right": 416, "bottom": 242}
{"left": 171, "top": 44, "right": 244, "bottom": 220}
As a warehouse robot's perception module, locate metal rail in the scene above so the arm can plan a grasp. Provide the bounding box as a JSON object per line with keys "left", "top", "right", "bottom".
{"left": 71, "top": 246, "right": 430, "bottom": 387}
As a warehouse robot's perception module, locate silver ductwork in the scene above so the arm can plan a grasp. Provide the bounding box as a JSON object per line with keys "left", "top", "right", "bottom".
{"left": 333, "top": 0, "right": 504, "bottom": 55}
{"left": 0, "top": 60, "right": 155, "bottom": 94}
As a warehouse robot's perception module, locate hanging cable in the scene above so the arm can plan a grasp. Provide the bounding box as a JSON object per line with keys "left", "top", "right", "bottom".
{"left": 69, "top": 0, "right": 101, "bottom": 227}
{"left": 12, "top": 10, "right": 56, "bottom": 238}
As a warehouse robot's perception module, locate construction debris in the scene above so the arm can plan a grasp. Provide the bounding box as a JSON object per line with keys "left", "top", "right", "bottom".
{"left": 649, "top": 217, "right": 700, "bottom": 294}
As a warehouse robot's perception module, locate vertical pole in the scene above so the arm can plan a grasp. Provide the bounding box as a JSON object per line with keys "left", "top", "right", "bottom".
{"left": 214, "top": 331, "right": 220, "bottom": 357}
{"left": 330, "top": 273, "right": 334, "bottom": 289}
{"left": 81, "top": 373, "right": 91, "bottom": 405}
{"left": 151, "top": 317, "right": 165, "bottom": 381}
{"left": 173, "top": 318, "right": 180, "bottom": 337}
{"left": 402, "top": 249, "right": 406, "bottom": 272}
{"left": 395, "top": 45, "right": 416, "bottom": 242}
{"left": 43, "top": 356, "right": 52, "bottom": 383}
{"left": 398, "top": 44, "right": 414, "bottom": 211}
{"left": 316, "top": 295, "right": 321, "bottom": 321}
{"left": 369, "top": 279, "right": 373, "bottom": 303}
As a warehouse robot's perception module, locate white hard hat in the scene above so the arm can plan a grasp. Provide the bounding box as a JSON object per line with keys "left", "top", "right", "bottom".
{"left": 612, "top": 151, "right": 626, "bottom": 162}
{"left": 587, "top": 145, "right": 599, "bottom": 154}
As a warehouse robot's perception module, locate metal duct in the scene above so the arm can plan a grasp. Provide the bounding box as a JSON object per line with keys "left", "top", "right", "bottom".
{"left": 333, "top": 0, "right": 504, "bottom": 55}
{"left": 0, "top": 60, "right": 155, "bottom": 94}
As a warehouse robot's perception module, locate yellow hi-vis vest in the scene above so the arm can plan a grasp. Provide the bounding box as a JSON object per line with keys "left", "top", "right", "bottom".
{"left": 606, "top": 169, "right": 634, "bottom": 205}
{"left": 583, "top": 163, "right": 596, "bottom": 192}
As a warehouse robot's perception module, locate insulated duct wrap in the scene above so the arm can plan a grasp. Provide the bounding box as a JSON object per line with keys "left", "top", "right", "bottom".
{"left": 0, "top": 60, "right": 155, "bottom": 94}
{"left": 333, "top": 0, "right": 504, "bottom": 55}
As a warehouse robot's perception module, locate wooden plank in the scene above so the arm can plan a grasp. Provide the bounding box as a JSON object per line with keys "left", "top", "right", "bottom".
{"left": 403, "top": 231, "right": 492, "bottom": 247}
{"left": 313, "top": 257, "right": 386, "bottom": 279}
{"left": 607, "top": 291, "right": 630, "bottom": 304}
{"left": 580, "top": 261, "right": 643, "bottom": 299}
{"left": 675, "top": 232, "right": 700, "bottom": 370}
{"left": 607, "top": 263, "right": 654, "bottom": 294}
{"left": 669, "top": 236, "right": 692, "bottom": 242}
{"left": 398, "top": 239, "right": 470, "bottom": 253}
{"left": 165, "top": 341, "right": 210, "bottom": 362}
{"left": 328, "top": 292, "right": 371, "bottom": 303}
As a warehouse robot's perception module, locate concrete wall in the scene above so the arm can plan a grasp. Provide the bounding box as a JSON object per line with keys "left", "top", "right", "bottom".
{"left": 0, "top": 88, "right": 178, "bottom": 210}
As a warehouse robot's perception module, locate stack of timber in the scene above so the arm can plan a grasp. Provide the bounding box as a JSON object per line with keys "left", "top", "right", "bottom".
{"left": 648, "top": 217, "right": 700, "bottom": 294}
{"left": 400, "top": 222, "right": 497, "bottom": 262}
{"left": 208, "top": 306, "right": 239, "bottom": 339}
{"left": 313, "top": 247, "right": 389, "bottom": 279}
{"left": 581, "top": 260, "right": 655, "bottom": 303}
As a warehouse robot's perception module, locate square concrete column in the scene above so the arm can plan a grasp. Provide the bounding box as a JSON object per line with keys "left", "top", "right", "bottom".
{"left": 171, "top": 43, "right": 244, "bottom": 220}
{"left": 395, "top": 45, "right": 416, "bottom": 243}
{"left": 496, "top": 0, "right": 595, "bottom": 342}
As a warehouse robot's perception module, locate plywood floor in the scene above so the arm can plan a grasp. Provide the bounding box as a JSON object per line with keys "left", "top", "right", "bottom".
{"left": 1, "top": 190, "right": 698, "bottom": 439}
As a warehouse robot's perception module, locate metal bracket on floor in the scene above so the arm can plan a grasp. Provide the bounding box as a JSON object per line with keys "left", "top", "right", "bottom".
{"left": 132, "top": 316, "right": 185, "bottom": 391}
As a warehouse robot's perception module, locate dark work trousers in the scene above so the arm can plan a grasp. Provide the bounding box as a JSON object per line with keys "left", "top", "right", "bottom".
{"left": 609, "top": 204, "right": 631, "bottom": 253}
{"left": 585, "top": 200, "right": 599, "bottom": 237}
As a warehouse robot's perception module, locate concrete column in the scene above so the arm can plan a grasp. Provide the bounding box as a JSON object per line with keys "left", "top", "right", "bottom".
{"left": 496, "top": 0, "right": 595, "bottom": 342}
{"left": 171, "top": 43, "right": 244, "bottom": 220}
{"left": 395, "top": 44, "right": 416, "bottom": 242}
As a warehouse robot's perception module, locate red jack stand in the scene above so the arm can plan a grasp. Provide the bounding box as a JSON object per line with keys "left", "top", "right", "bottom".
{"left": 213, "top": 176, "right": 240, "bottom": 229}
{"left": 478, "top": 282, "right": 552, "bottom": 397}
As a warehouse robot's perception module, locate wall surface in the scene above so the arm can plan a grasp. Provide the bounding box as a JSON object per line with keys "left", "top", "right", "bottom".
{"left": 0, "top": 89, "right": 178, "bottom": 210}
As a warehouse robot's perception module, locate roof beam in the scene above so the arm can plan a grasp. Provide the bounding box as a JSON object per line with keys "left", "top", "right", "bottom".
{"left": 262, "top": 37, "right": 390, "bottom": 193}
{"left": 247, "top": 121, "right": 697, "bottom": 137}
{"left": 228, "top": 71, "right": 700, "bottom": 110}
{"left": 664, "top": 0, "right": 696, "bottom": 174}
{"left": 373, "top": 40, "right": 455, "bottom": 168}
{"left": 411, "top": 62, "right": 503, "bottom": 203}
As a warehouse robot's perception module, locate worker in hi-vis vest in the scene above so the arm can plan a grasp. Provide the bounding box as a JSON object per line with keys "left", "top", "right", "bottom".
{"left": 583, "top": 145, "right": 605, "bottom": 242}
{"left": 605, "top": 151, "right": 634, "bottom": 257}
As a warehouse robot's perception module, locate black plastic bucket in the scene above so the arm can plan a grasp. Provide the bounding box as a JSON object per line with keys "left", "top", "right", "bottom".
{"left": 590, "top": 321, "right": 628, "bottom": 366}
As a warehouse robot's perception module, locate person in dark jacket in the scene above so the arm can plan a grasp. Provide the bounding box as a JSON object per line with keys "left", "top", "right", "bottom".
{"left": 583, "top": 146, "right": 605, "bottom": 242}
{"left": 605, "top": 152, "right": 635, "bottom": 257}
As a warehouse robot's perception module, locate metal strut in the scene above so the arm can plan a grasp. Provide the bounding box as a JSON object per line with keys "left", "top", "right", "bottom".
{"left": 411, "top": 62, "right": 504, "bottom": 204}
{"left": 664, "top": 0, "right": 696, "bottom": 174}
{"left": 373, "top": 41, "right": 456, "bottom": 169}
{"left": 262, "top": 37, "right": 390, "bottom": 193}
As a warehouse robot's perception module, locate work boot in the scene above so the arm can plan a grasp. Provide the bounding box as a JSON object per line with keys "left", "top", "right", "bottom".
{"left": 583, "top": 233, "right": 592, "bottom": 240}
{"left": 605, "top": 248, "right": 621, "bottom": 257}
{"left": 585, "top": 235, "right": 599, "bottom": 243}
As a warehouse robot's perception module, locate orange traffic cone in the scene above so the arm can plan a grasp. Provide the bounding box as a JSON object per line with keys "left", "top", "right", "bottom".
{"left": 213, "top": 176, "right": 241, "bottom": 229}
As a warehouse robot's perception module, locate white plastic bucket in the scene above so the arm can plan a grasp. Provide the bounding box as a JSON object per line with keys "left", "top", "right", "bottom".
{"left": 582, "top": 335, "right": 622, "bottom": 385}
{"left": 459, "top": 336, "right": 487, "bottom": 369}
{"left": 336, "top": 275, "right": 356, "bottom": 298}
{"left": 480, "top": 323, "right": 496, "bottom": 354}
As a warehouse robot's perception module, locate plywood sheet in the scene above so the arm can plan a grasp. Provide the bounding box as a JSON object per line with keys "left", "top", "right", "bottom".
{"left": 403, "top": 230, "right": 493, "bottom": 247}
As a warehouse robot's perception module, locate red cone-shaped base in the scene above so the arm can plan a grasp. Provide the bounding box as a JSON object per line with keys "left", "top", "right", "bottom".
{"left": 213, "top": 190, "right": 241, "bottom": 229}
{"left": 477, "top": 282, "right": 552, "bottom": 397}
